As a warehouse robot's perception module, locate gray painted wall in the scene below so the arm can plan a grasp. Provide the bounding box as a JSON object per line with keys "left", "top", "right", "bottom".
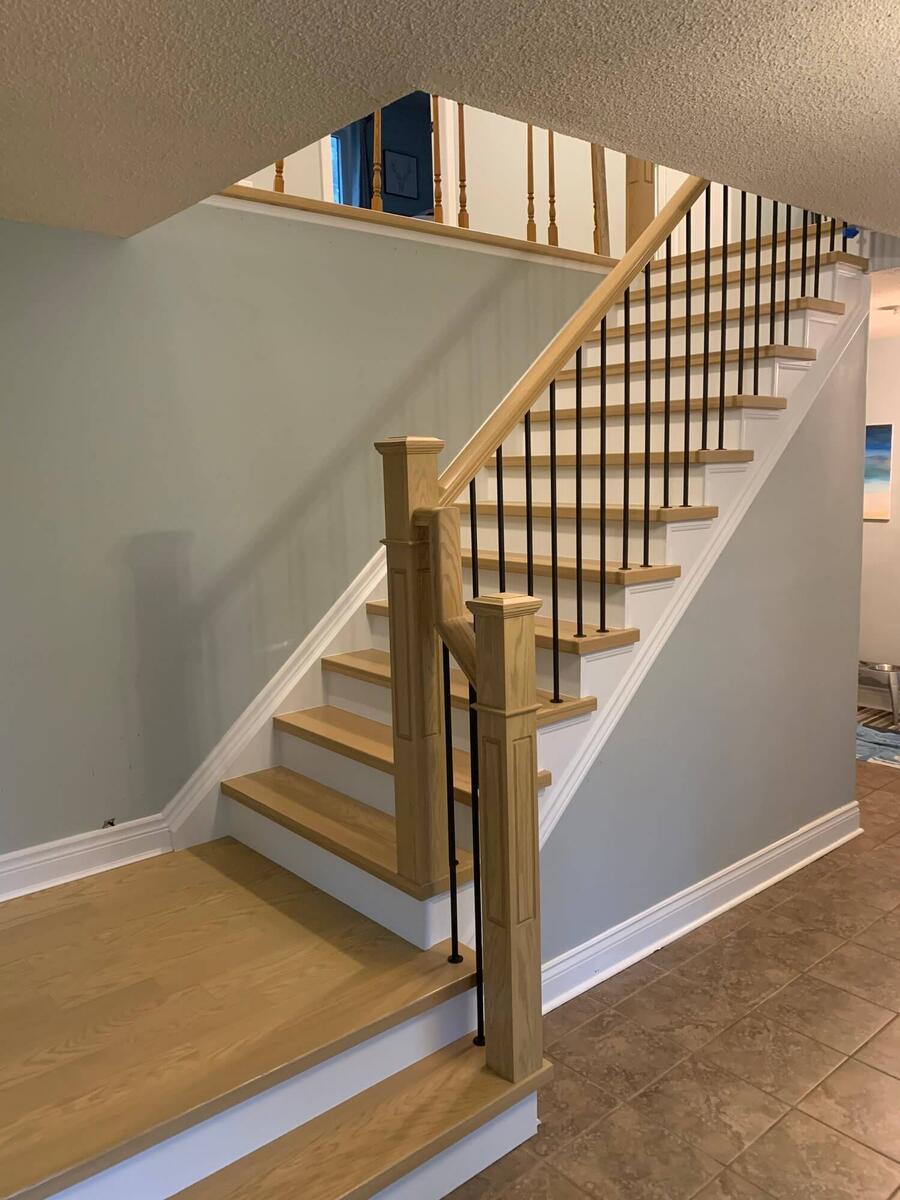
{"left": 541, "top": 322, "right": 868, "bottom": 962}
{"left": 0, "top": 202, "right": 598, "bottom": 853}
{"left": 860, "top": 324, "right": 900, "bottom": 668}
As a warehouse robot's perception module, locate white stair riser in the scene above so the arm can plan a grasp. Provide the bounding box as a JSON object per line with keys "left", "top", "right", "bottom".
{"left": 476, "top": 463, "right": 718, "bottom": 507}
{"left": 370, "top": 1095, "right": 538, "bottom": 1200}
{"left": 51, "top": 976, "right": 478, "bottom": 1199}
{"left": 462, "top": 513, "right": 670, "bottom": 563}
{"left": 465, "top": 565, "right": 673, "bottom": 635}
{"left": 228, "top": 796, "right": 476, "bottom": 950}
{"left": 277, "top": 728, "right": 397, "bottom": 815}
{"left": 614, "top": 262, "right": 845, "bottom": 322}
{"left": 525, "top": 361, "right": 786, "bottom": 411}
{"left": 512, "top": 410, "right": 745, "bottom": 456}
{"left": 575, "top": 311, "right": 813, "bottom": 368}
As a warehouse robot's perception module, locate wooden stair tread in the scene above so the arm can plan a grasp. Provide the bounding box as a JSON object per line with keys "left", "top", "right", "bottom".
{"left": 525, "top": 394, "right": 787, "bottom": 424}
{"left": 555, "top": 343, "right": 816, "bottom": 384}
{"left": 366, "top": 599, "right": 640, "bottom": 658}
{"left": 595, "top": 296, "right": 843, "bottom": 342}
{"left": 222, "top": 767, "right": 472, "bottom": 899}
{"left": 497, "top": 448, "right": 754, "bottom": 468}
{"left": 0, "top": 840, "right": 476, "bottom": 1200}
{"left": 274, "top": 706, "right": 551, "bottom": 802}
{"left": 649, "top": 220, "right": 858, "bottom": 272}
{"left": 463, "top": 550, "right": 680, "bottom": 587}
{"left": 173, "top": 1039, "right": 552, "bottom": 1200}
{"left": 459, "top": 500, "right": 718, "bottom": 523}
{"left": 322, "top": 648, "right": 596, "bottom": 728}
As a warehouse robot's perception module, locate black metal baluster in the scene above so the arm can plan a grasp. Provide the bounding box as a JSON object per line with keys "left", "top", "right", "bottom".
{"left": 830, "top": 215, "right": 837, "bottom": 252}
{"left": 769, "top": 201, "right": 779, "bottom": 345}
{"left": 442, "top": 643, "right": 463, "bottom": 964}
{"left": 549, "top": 380, "right": 561, "bottom": 701}
{"left": 642, "top": 261, "right": 652, "bottom": 566}
{"left": 524, "top": 411, "right": 534, "bottom": 597}
{"left": 842, "top": 220, "right": 848, "bottom": 252}
{"left": 814, "top": 212, "right": 822, "bottom": 298}
{"left": 575, "top": 347, "right": 584, "bottom": 637}
{"left": 469, "top": 478, "right": 479, "bottom": 599}
{"left": 783, "top": 205, "right": 792, "bottom": 345}
{"left": 718, "top": 190, "right": 728, "bottom": 449}
{"left": 598, "top": 317, "right": 608, "bottom": 632}
{"left": 682, "top": 212, "right": 692, "bottom": 507}
{"left": 622, "top": 288, "right": 631, "bottom": 564}
{"left": 467, "top": 685, "right": 485, "bottom": 1045}
{"left": 701, "top": 184, "right": 712, "bottom": 450}
{"left": 737, "top": 191, "right": 747, "bottom": 395}
{"left": 753, "top": 194, "right": 762, "bottom": 395}
{"left": 664, "top": 236, "right": 673, "bottom": 501}
{"left": 801, "top": 209, "right": 809, "bottom": 298}
{"left": 495, "top": 446, "right": 506, "bottom": 592}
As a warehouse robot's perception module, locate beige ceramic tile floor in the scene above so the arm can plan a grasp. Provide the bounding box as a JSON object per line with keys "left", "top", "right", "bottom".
{"left": 450, "top": 760, "right": 900, "bottom": 1199}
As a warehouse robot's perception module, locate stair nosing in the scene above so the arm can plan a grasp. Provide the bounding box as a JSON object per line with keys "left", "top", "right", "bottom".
{"left": 322, "top": 648, "right": 597, "bottom": 728}
{"left": 171, "top": 1040, "right": 552, "bottom": 1200}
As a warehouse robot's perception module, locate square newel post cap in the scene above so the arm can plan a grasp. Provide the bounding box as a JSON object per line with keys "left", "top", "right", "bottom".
{"left": 467, "top": 593, "right": 543, "bottom": 620}
{"left": 375, "top": 436, "right": 445, "bottom": 457}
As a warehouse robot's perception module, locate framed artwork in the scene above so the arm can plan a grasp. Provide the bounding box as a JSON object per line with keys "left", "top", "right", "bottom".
{"left": 864, "top": 423, "right": 893, "bottom": 521}
{"left": 384, "top": 150, "right": 418, "bottom": 199}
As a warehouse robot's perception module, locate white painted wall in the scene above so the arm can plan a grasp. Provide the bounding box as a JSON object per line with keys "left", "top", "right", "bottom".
{"left": 860, "top": 271, "right": 900, "bottom": 669}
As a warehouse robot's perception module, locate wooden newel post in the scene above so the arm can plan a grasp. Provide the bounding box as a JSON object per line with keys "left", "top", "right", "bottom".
{"left": 375, "top": 437, "right": 448, "bottom": 888}
{"left": 467, "top": 593, "right": 544, "bottom": 1083}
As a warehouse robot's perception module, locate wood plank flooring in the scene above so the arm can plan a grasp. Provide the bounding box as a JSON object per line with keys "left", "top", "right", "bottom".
{"left": 0, "top": 839, "right": 474, "bottom": 1200}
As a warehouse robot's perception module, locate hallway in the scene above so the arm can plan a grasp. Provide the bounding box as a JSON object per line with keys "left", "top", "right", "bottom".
{"left": 453, "top": 761, "right": 900, "bottom": 1198}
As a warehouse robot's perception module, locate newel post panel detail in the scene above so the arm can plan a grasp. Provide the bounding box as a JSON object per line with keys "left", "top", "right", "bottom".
{"left": 375, "top": 436, "right": 448, "bottom": 887}
{"left": 467, "top": 593, "right": 544, "bottom": 1082}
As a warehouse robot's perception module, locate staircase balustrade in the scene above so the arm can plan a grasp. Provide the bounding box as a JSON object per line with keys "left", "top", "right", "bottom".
{"left": 377, "top": 175, "right": 859, "bottom": 1084}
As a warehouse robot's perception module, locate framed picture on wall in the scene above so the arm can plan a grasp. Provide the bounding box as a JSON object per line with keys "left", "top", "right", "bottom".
{"left": 384, "top": 150, "right": 418, "bottom": 199}
{"left": 864, "top": 423, "right": 893, "bottom": 521}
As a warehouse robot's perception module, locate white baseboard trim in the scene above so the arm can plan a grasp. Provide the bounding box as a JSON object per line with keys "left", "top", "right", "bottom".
{"left": 51, "top": 990, "right": 476, "bottom": 1199}
{"left": 541, "top": 801, "right": 861, "bottom": 1013}
{"left": 539, "top": 281, "right": 871, "bottom": 846}
{"left": 0, "top": 815, "right": 173, "bottom": 902}
{"left": 164, "top": 546, "right": 386, "bottom": 838}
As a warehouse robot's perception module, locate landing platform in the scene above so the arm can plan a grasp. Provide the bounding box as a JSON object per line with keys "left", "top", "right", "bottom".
{"left": 0, "top": 839, "right": 474, "bottom": 1199}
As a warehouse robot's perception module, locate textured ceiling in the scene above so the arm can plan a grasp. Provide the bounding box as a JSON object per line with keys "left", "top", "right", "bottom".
{"left": 3, "top": 0, "right": 900, "bottom": 237}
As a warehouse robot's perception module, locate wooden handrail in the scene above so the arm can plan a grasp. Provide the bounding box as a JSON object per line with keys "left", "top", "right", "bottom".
{"left": 436, "top": 173, "right": 709, "bottom": 507}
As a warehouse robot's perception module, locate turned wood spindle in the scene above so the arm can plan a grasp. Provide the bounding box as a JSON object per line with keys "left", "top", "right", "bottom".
{"left": 273, "top": 159, "right": 285, "bottom": 193}
{"left": 371, "top": 110, "right": 383, "bottom": 212}
{"left": 590, "top": 144, "right": 611, "bottom": 256}
{"left": 431, "top": 96, "right": 444, "bottom": 224}
{"left": 457, "top": 102, "right": 469, "bottom": 229}
{"left": 547, "top": 130, "right": 558, "bottom": 246}
{"left": 525, "top": 124, "right": 536, "bottom": 242}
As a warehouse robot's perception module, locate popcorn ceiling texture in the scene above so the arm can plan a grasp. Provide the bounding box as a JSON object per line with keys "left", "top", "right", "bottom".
{"left": 2, "top": 0, "right": 898, "bottom": 237}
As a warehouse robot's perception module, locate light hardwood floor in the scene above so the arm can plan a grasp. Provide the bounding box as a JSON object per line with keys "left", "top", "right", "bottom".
{"left": 0, "top": 839, "right": 474, "bottom": 1200}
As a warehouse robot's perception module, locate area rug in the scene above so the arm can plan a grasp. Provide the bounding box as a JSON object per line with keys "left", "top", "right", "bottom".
{"left": 856, "top": 719, "right": 900, "bottom": 766}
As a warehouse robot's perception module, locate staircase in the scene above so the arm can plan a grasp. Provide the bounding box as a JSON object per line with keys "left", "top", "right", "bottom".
{"left": 9, "top": 187, "right": 868, "bottom": 1199}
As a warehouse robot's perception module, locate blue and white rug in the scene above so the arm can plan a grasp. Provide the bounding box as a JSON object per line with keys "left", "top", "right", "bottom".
{"left": 856, "top": 722, "right": 900, "bottom": 767}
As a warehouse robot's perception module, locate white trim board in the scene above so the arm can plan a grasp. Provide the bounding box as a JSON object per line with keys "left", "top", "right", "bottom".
{"left": 203, "top": 195, "right": 611, "bottom": 276}
{"left": 541, "top": 800, "right": 861, "bottom": 1012}
{"left": 164, "top": 546, "right": 387, "bottom": 847}
{"left": 0, "top": 814, "right": 172, "bottom": 903}
{"left": 538, "top": 276, "right": 871, "bottom": 846}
